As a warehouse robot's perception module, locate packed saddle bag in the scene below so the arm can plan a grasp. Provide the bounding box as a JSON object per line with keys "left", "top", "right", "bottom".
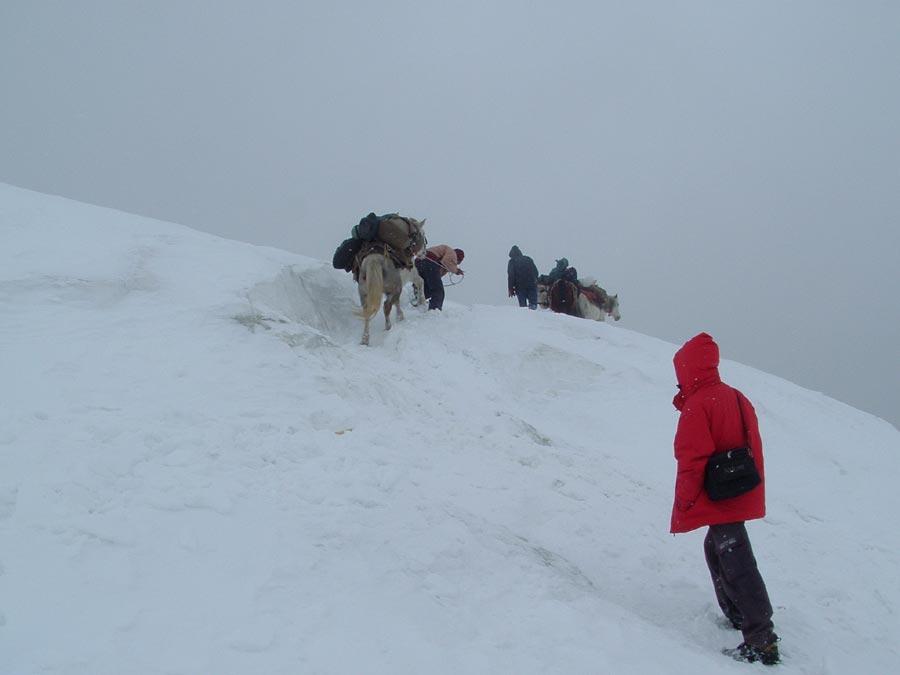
{"left": 333, "top": 213, "right": 385, "bottom": 271}
{"left": 332, "top": 237, "right": 362, "bottom": 272}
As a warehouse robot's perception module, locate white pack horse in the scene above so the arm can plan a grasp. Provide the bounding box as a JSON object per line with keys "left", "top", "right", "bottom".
{"left": 355, "top": 217, "right": 426, "bottom": 345}
{"left": 576, "top": 277, "right": 621, "bottom": 322}
{"left": 576, "top": 288, "right": 621, "bottom": 321}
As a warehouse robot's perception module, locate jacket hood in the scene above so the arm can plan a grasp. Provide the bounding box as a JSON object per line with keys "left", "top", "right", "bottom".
{"left": 673, "top": 332, "right": 721, "bottom": 396}
{"left": 509, "top": 245, "right": 522, "bottom": 258}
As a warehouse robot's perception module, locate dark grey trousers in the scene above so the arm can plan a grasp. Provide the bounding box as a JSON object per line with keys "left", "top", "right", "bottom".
{"left": 704, "top": 522, "right": 777, "bottom": 648}
{"left": 415, "top": 258, "right": 445, "bottom": 311}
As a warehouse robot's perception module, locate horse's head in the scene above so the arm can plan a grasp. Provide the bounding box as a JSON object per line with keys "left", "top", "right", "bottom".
{"left": 608, "top": 294, "right": 621, "bottom": 321}
{"left": 407, "top": 217, "right": 427, "bottom": 257}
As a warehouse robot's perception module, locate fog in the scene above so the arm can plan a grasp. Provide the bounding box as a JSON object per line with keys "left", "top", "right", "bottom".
{"left": 2, "top": 1, "right": 897, "bottom": 428}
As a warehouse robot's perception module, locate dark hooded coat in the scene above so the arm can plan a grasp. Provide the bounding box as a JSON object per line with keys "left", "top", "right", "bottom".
{"left": 507, "top": 246, "right": 539, "bottom": 294}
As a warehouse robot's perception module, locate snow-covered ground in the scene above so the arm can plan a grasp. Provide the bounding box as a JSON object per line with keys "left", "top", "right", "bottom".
{"left": 1, "top": 183, "right": 898, "bottom": 674}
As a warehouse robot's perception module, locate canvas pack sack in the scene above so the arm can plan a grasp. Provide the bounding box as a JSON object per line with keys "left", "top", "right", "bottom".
{"left": 376, "top": 214, "right": 414, "bottom": 251}
{"left": 352, "top": 212, "right": 383, "bottom": 241}
{"left": 332, "top": 237, "right": 363, "bottom": 272}
{"left": 703, "top": 391, "right": 762, "bottom": 501}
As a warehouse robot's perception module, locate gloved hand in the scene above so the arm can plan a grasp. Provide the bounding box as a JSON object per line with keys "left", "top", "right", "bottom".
{"left": 509, "top": 288, "right": 515, "bottom": 297}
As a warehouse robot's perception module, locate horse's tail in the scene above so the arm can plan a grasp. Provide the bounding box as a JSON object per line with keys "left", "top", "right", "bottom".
{"left": 355, "top": 254, "right": 385, "bottom": 320}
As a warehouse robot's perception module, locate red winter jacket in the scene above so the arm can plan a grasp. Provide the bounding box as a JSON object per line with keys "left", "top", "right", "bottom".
{"left": 670, "top": 333, "right": 766, "bottom": 533}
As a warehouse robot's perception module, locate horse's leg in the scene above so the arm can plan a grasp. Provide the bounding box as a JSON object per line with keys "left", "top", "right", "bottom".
{"left": 393, "top": 285, "right": 405, "bottom": 323}
{"left": 411, "top": 268, "right": 425, "bottom": 310}
{"left": 356, "top": 254, "right": 384, "bottom": 345}
{"left": 383, "top": 265, "right": 408, "bottom": 330}
{"left": 388, "top": 280, "right": 407, "bottom": 328}
{"left": 361, "top": 280, "right": 371, "bottom": 343}
{"left": 358, "top": 270, "right": 369, "bottom": 344}
{"left": 384, "top": 296, "right": 393, "bottom": 331}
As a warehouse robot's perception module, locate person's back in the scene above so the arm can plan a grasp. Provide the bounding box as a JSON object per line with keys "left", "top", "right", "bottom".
{"left": 546, "top": 258, "right": 569, "bottom": 284}
{"left": 426, "top": 245, "right": 464, "bottom": 277}
{"left": 507, "top": 245, "right": 539, "bottom": 309}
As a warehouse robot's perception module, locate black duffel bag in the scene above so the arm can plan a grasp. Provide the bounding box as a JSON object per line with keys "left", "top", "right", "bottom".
{"left": 333, "top": 237, "right": 363, "bottom": 272}
{"left": 704, "top": 446, "right": 761, "bottom": 501}
{"left": 703, "top": 389, "right": 762, "bottom": 501}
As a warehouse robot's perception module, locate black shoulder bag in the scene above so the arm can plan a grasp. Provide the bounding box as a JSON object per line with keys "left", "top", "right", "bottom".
{"left": 704, "top": 391, "right": 762, "bottom": 501}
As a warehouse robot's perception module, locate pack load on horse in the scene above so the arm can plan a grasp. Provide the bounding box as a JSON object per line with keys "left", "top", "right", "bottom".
{"left": 333, "top": 213, "right": 426, "bottom": 272}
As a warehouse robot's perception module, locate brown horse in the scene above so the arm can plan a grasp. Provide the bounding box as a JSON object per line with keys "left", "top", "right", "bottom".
{"left": 549, "top": 279, "right": 579, "bottom": 316}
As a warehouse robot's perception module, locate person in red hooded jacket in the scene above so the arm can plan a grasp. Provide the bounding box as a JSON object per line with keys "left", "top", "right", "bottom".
{"left": 671, "top": 333, "right": 780, "bottom": 665}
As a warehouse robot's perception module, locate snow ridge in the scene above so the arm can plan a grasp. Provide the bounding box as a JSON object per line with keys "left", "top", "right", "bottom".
{"left": 1, "top": 183, "right": 898, "bottom": 674}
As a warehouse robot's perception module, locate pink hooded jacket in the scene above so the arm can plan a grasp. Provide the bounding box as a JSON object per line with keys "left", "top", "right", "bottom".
{"left": 425, "top": 245, "right": 464, "bottom": 276}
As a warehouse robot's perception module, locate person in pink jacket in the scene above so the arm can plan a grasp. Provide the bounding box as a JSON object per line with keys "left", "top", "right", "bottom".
{"left": 414, "top": 245, "right": 464, "bottom": 311}
{"left": 671, "top": 333, "right": 780, "bottom": 665}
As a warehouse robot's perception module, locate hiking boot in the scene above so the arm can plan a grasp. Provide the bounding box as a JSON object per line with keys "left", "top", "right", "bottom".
{"left": 723, "top": 641, "right": 780, "bottom": 666}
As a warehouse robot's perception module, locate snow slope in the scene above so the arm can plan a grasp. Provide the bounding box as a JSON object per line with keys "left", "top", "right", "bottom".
{"left": 1, "top": 183, "right": 898, "bottom": 674}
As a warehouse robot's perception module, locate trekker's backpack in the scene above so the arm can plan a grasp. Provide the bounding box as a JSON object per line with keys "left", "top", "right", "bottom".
{"left": 374, "top": 214, "right": 410, "bottom": 249}
{"left": 333, "top": 237, "right": 363, "bottom": 272}
{"left": 353, "top": 212, "right": 387, "bottom": 241}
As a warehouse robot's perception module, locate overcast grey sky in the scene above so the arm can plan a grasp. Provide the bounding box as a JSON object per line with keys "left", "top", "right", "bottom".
{"left": 2, "top": 1, "right": 898, "bottom": 429}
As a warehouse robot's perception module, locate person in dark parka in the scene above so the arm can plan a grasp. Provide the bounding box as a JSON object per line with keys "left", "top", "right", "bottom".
{"left": 507, "top": 245, "right": 539, "bottom": 309}
{"left": 545, "top": 258, "right": 570, "bottom": 285}
{"left": 671, "top": 333, "right": 780, "bottom": 665}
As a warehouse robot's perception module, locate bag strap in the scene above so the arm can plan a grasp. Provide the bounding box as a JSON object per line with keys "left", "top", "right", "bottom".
{"left": 734, "top": 389, "right": 751, "bottom": 450}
